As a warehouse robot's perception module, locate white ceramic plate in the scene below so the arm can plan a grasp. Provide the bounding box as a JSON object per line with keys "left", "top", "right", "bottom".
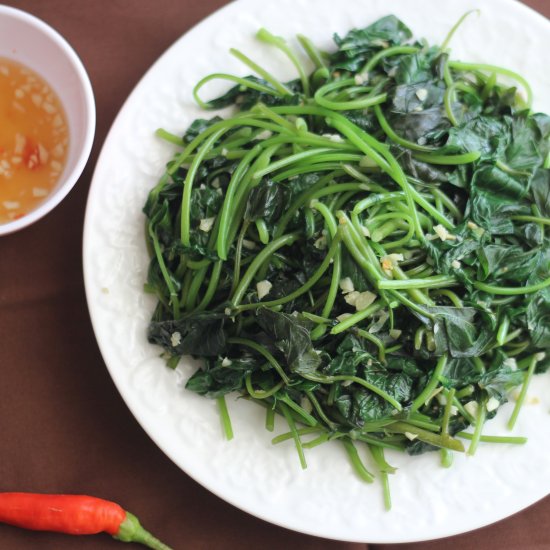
{"left": 83, "top": 0, "right": 550, "bottom": 543}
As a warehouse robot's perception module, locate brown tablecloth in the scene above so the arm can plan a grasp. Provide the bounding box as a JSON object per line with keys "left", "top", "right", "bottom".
{"left": 0, "top": 1, "right": 548, "bottom": 548}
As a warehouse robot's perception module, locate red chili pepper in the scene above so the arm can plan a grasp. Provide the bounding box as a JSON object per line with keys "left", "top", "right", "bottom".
{"left": 0, "top": 493, "right": 172, "bottom": 549}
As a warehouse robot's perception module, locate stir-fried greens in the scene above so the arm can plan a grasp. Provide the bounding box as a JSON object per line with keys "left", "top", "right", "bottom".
{"left": 143, "top": 14, "right": 550, "bottom": 508}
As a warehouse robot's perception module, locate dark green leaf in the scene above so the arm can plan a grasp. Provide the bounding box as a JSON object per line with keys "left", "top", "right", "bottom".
{"left": 204, "top": 76, "right": 302, "bottom": 110}
{"left": 527, "top": 290, "right": 550, "bottom": 349}
{"left": 391, "top": 82, "right": 445, "bottom": 113}
{"left": 244, "top": 178, "right": 285, "bottom": 224}
{"left": 505, "top": 111, "right": 550, "bottom": 172}
{"left": 427, "top": 306, "right": 494, "bottom": 357}
{"left": 478, "top": 245, "right": 543, "bottom": 283}
{"left": 183, "top": 117, "right": 223, "bottom": 143}
{"left": 440, "top": 357, "right": 480, "bottom": 388}
{"left": 148, "top": 311, "right": 227, "bottom": 357}
{"left": 531, "top": 168, "right": 550, "bottom": 217}
{"left": 190, "top": 185, "right": 223, "bottom": 221}
{"left": 340, "top": 249, "right": 371, "bottom": 292}
{"left": 331, "top": 16, "right": 413, "bottom": 72}
{"left": 389, "top": 106, "right": 450, "bottom": 144}
{"left": 256, "top": 307, "right": 321, "bottom": 374}
{"left": 185, "top": 356, "right": 254, "bottom": 398}
{"left": 466, "top": 187, "right": 530, "bottom": 235}
{"left": 394, "top": 52, "right": 435, "bottom": 85}
{"left": 478, "top": 367, "right": 524, "bottom": 403}
{"left": 445, "top": 116, "right": 508, "bottom": 160}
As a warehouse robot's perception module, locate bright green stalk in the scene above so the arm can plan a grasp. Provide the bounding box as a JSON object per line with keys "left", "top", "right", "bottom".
{"left": 410, "top": 355, "right": 447, "bottom": 413}
{"left": 228, "top": 337, "right": 290, "bottom": 385}
{"left": 508, "top": 353, "right": 543, "bottom": 430}
{"left": 256, "top": 28, "right": 311, "bottom": 96}
{"left": 217, "top": 396, "right": 234, "bottom": 440}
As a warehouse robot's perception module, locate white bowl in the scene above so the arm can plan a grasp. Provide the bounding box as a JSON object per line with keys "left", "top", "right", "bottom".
{"left": 0, "top": 5, "right": 95, "bottom": 235}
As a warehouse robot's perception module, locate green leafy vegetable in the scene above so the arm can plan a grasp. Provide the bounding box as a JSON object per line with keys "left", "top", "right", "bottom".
{"left": 143, "top": 13, "right": 550, "bottom": 509}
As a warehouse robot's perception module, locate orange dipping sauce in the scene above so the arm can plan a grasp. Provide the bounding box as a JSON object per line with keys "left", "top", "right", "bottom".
{"left": 0, "top": 57, "right": 69, "bottom": 224}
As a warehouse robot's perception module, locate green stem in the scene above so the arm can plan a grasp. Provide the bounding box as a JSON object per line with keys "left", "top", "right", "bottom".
{"left": 457, "top": 432, "right": 527, "bottom": 444}
{"left": 155, "top": 128, "right": 183, "bottom": 146}
{"left": 310, "top": 201, "right": 341, "bottom": 332}
{"left": 353, "top": 191, "right": 405, "bottom": 214}
{"left": 441, "top": 388, "right": 455, "bottom": 436}
{"left": 378, "top": 274, "right": 457, "bottom": 290}
{"left": 115, "top": 512, "right": 173, "bottom": 550}
{"left": 315, "top": 84, "right": 388, "bottom": 111}
{"left": 305, "top": 390, "right": 338, "bottom": 430}
{"left": 448, "top": 60, "right": 533, "bottom": 107}
{"left": 467, "top": 400, "right": 486, "bottom": 456}
{"left": 271, "top": 426, "right": 323, "bottom": 444}
{"left": 230, "top": 47, "right": 293, "bottom": 96}
{"left": 235, "top": 231, "right": 342, "bottom": 312}
{"left": 278, "top": 394, "right": 318, "bottom": 427}
{"left": 431, "top": 188, "right": 463, "bottom": 221}
{"left": 255, "top": 219, "right": 270, "bottom": 244}
{"left": 432, "top": 289, "right": 463, "bottom": 307}
{"left": 413, "top": 151, "right": 481, "bottom": 165}
{"left": 511, "top": 215, "right": 550, "bottom": 226}
{"left": 374, "top": 104, "right": 436, "bottom": 153}
{"left": 217, "top": 396, "right": 234, "bottom": 440}
{"left": 147, "top": 221, "right": 180, "bottom": 319}
{"left": 256, "top": 28, "right": 310, "bottom": 96}
{"left": 266, "top": 407, "right": 275, "bottom": 432}
{"left": 331, "top": 301, "right": 384, "bottom": 335}
{"left": 231, "top": 233, "right": 298, "bottom": 306}
{"left": 362, "top": 45, "right": 419, "bottom": 73}
{"left": 279, "top": 402, "right": 307, "bottom": 469}
{"left": 508, "top": 353, "right": 542, "bottom": 430}
{"left": 195, "top": 261, "right": 223, "bottom": 311}
{"left": 181, "top": 128, "right": 226, "bottom": 246}
{"left": 185, "top": 265, "right": 208, "bottom": 311}
{"left": 496, "top": 316, "right": 510, "bottom": 346}
{"left": 354, "top": 328, "right": 387, "bottom": 362}
{"left": 245, "top": 374, "right": 284, "bottom": 399}
{"left": 253, "top": 147, "right": 344, "bottom": 179}
{"left": 440, "top": 449, "right": 454, "bottom": 469}
{"left": 369, "top": 445, "right": 393, "bottom": 509}
{"left": 302, "top": 372, "right": 402, "bottom": 412}
{"left": 296, "top": 34, "right": 327, "bottom": 70}
{"left": 388, "top": 422, "right": 464, "bottom": 452}
{"left": 342, "top": 439, "right": 375, "bottom": 483}
{"left": 440, "top": 10, "right": 480, "bottom": 51}
{"left": 474, "top": 277, "right": 550, "bottom": 296}
{"left": 410, "top": 355, "right": 447, "bottom": 413}
{"left": 230, "top": 220, "right": 249, "bottom": 297}
{"left": 228, "top": 337, "right": 290, "bottom": 385}
{"left": 193, "top": 73, "right": 283, "bottom": 108}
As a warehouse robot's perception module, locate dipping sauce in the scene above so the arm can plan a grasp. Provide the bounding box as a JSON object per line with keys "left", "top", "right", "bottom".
{"left": 0, "top": 57, "right": 69, "bottom": 223}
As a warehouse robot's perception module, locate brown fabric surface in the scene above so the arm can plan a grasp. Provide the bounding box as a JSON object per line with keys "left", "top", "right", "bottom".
{"left": 0, "top": 1, "right": 548, "bottom": 548}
